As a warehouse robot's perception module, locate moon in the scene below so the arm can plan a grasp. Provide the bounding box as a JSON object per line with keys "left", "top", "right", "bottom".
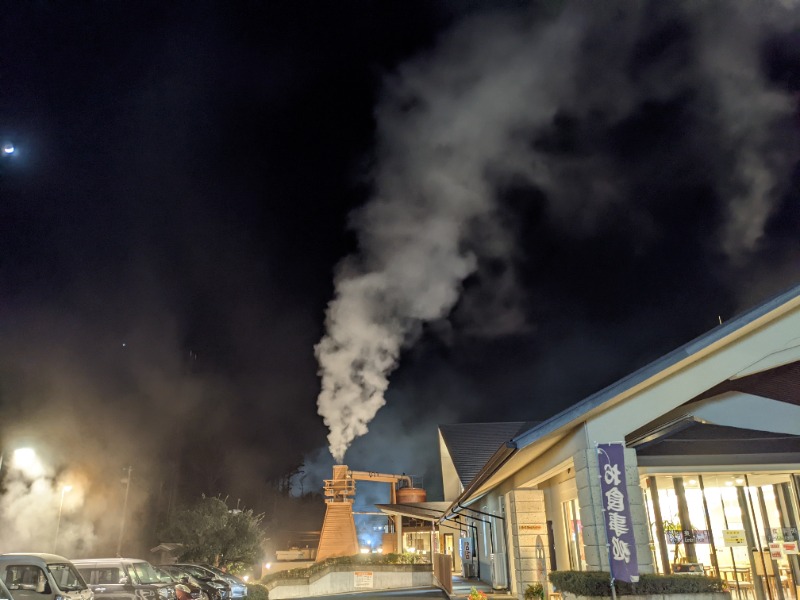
{"left": 2, "top": 143, "right": 14, "bottom": 155}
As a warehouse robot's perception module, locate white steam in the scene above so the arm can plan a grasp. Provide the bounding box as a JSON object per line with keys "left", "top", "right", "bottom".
{"left": 316, "top": 1, "right": 800, "bottom": 461}
{"left": 0, "top": 459, "right": 97, "bottom": 555}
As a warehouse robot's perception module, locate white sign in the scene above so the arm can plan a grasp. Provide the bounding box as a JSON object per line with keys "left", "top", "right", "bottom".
{"left": 722, "top": 529, "right": 747, "bottom": 547}
{"left": 354, "top": 572, "right": 373, "bottom": 589}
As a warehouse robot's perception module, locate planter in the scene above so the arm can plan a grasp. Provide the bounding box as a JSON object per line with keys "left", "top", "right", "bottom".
{"left": 560, "top": 593, "right": 731, "bottom": 600}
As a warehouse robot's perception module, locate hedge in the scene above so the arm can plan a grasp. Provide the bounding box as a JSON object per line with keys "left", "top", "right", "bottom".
{"left": 246, "top": 584, "right": 269, "bottom": 600}
{"left": 548, "top": 571, "right": 728, "bottom": 596}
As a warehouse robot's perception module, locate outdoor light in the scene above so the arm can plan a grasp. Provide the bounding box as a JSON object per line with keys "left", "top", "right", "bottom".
{"left": 12, "top": 447, "right": 36, "bottom": 467}
{"left": 11, "top": 447, "right": 45, "bottom": 478}
{"left": 735, "top": 477, "right": 744, "bottom": 485}
{"left": 264, "top": 563, "right": 271, "bottom": 570}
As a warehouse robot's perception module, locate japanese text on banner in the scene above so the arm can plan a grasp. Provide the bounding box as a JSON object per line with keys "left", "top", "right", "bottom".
{"left": 597, "top": 443, "right": 639, "bottom": 583}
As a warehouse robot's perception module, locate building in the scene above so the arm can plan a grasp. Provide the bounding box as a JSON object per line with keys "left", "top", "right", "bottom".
{"left": 437, "top": 283, "right": 800, "bottom": 600}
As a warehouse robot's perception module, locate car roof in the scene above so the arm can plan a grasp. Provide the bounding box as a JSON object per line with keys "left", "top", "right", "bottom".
{"left": 71, "top": 558, "right": 147, "bottom": 563}
{"left": 0, "top": 554, "right": 73, "bottom": 565}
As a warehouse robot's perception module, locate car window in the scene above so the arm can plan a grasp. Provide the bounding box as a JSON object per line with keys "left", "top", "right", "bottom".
{"left": 95, "top": 568, "right": 124, "bottom": 585}
{"left": 129, "top": 563, "right": 161, "bottom": 585}
{"left": 76, "top": 569, "right": 92, "bottom": 584}
{"left": 3, "top": 566, "right": 46, "bottom": 592}
{"left": 47, "top": 564, "right": 87, "bottom": 592}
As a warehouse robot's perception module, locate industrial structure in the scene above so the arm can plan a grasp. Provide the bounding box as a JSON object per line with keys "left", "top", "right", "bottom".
{"left": 316, "top": 465, "right": 427, "bottom": 562}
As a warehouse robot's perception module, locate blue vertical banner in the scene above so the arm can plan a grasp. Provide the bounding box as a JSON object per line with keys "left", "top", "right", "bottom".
{"left": 597, "top": 443, "right": 639, "bottom": 583}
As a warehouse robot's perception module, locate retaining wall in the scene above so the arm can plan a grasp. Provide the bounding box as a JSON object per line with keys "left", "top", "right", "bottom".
{"left": 264, "top": 563, "right": 434, "bottom": 599}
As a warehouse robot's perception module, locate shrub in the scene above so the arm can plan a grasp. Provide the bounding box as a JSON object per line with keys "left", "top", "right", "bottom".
{"left": 246, "top": 584, "right": 268, "bottom": 600}
{"left": 524, "top": 583, "right": 544, "bottom": 600}
{"left": 548, "top": 571, "right": 728, "bottom": 596}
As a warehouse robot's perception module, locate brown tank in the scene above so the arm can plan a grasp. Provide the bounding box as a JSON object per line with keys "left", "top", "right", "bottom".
{"left": 396, "top": 487, "right": 427, "bottom": 503}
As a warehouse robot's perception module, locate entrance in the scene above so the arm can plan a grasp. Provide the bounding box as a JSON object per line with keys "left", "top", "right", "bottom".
{"left": 643, "top": 473, "right": 800, "bottom": 600}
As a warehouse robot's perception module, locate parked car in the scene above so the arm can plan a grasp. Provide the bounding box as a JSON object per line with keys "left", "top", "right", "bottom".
{"left": 197, "top": 567, "right": 246, "bottom": 599}
{"left": 153, "top": 569, "right": 206, "bottom": 600}
{"left": 0, "top": 553, "right": 92, "bottom": 600}
{"left": 71, "top": 559, "right": 175, "bottom": 600}
{"left": 156, "top": 567, "right": 220, "bottom": 600}
{"left": 159, "top": 566, "right": 228, "bottom": 600}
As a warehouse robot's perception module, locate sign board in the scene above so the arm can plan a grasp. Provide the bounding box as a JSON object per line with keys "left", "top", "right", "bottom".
{"left": 354, "top": 572, "right": 374, "bottom": 589}
{"left": 770, "top": 542, "right": 784, "bottom": 559}
{"left": 460, "top": 538, "right": 472, "bottom": 560}
{"left": 519, "top": 523, "right": 547, "bottom": 534}
{"left": 722, "top": 529, "right": 747, "bottom": 547}
{"left": 783, "top": 541, "right": 799, "bottom": 555}
{"left": 673, "top": 563, "right": 704, "bottom": 575}
{"left": 597, "top": 443, "right": 639, "bottom": 583}
{"left": 666, "top": 529, "right": 711, "bottom": 544}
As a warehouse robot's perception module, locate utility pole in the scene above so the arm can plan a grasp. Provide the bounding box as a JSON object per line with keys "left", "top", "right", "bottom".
{"left": 117, "top": 466, "right": 132, "bottom": 557}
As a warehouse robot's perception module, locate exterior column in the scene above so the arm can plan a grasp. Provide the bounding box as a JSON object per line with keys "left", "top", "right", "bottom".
{"left": 573, "top": 447, "right": 653, "bottom": 574}
{"left": 397, "top": 515, "right": 403, "bottom": 553}
{"left": 505, "top": 489, "right": 549, "bottom": 600}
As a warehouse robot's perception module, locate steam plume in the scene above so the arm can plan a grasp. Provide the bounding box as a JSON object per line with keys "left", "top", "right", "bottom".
{"left": 316, "top": 1, "right": 800, "bottom": 461}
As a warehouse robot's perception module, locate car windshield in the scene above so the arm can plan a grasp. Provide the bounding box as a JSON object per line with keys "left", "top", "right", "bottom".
{"left": 129, "top": 562, "right": 162, "bottom": 585}
{"left": 47, "top": 564, "right": 87, "bottom": 592}
{"left": 180, "top": 567, "right": 209, "bottom": 580}
{"left": 154, "top": 569, "right": 174, "bottom": 583}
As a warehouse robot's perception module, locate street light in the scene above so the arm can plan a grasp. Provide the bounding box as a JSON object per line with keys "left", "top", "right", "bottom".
{"left": 54, "top": 485, "right": 72, "bottom": 554}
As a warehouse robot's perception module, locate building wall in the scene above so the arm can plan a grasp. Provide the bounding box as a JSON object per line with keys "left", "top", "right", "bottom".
{"left": 505, "top": 488, "right": 549, "bottom": 600}
{"left": 543, "top": 467, "right": 578, "bottom": 573}
{"left": 573, "top": 447, "right": 654, "bottom": 574}
{"left": 439, "top": 431, "right": 464, "bottom": 502}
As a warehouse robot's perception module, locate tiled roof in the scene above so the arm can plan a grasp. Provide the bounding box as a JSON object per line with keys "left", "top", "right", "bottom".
{"left": 692, "top": 360, "right": 800, "bottom": 406}
{"left": 439, "top": 421, "right": 539, "bottom": 488}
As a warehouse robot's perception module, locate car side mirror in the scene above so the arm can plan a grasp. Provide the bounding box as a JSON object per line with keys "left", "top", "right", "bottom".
{"left": 35, "top": 581, "right": 50, "bottom": 594}
{"left": 120, "top": 576, "right": 130, "bottom": 585}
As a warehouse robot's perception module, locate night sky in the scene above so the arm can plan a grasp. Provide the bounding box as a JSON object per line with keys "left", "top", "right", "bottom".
{"left": 1, "top": 0, "right": 799, "bottom": 554}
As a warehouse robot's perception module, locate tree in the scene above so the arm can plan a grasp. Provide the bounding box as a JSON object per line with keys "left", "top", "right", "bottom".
{"left": 160, "top": 496, "right": 265, "bottom": 571}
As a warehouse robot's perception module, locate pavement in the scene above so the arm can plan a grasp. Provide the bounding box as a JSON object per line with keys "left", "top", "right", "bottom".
{"left": 448, "top": 576, "right": 514, "bottom": 600}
